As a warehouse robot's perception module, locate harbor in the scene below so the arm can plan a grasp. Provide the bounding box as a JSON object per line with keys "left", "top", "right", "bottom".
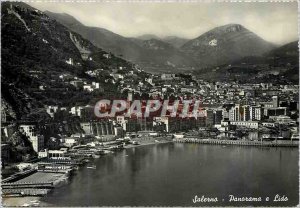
{"left": 21, "top": 143, "right": 300, "bottom": 207}
{"left": 1, "top": 136, "right": 173, "bottom": 207}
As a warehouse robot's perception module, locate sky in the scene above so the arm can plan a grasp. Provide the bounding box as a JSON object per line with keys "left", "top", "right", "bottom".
{"left": 29, "top": 1, "right": 298, "bottom": 45}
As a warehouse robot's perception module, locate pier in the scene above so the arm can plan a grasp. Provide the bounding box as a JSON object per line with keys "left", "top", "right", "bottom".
{"left": 2, "top": 171, "right": 69, "bottom": 197}
{"left": 173, "top": 138, "right": 299, "bottom": 147}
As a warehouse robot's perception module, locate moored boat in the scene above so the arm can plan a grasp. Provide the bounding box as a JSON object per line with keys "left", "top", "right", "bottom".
{"left": 87, "top": 165, "right": 96, "bottom": 169}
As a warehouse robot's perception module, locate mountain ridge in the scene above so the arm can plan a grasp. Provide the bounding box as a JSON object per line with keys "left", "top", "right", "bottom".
{"left": 42, "top": 11, "right": 279, "bottom": 71}
{"left": 181, "top": 23, "right": 276, "bottom": 67}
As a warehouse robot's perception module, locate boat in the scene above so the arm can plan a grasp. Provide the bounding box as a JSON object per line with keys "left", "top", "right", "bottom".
{"left": 32, "top": 203, "right": 40, "bottom": 207}
{"left": 132, "top": 141, "right": 139, "bottom": 145}
{"left": 92, "top": 154, "right": 100, "bottom": 158}
{"left": 21, "top": 203, "right": 30, "bottom": 207}
{"left": 103, "top": 150, "right": 113, "bottom": 154}
{"left": 87, "top": 165, "right": 96, "bottom": 169}
{"left": 155, "top": 140, "right": 159, "bottom": 143}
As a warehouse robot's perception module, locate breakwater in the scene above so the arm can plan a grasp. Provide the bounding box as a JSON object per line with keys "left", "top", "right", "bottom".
{"left": 173, "top": 138, "right": 299, "bottom": 147}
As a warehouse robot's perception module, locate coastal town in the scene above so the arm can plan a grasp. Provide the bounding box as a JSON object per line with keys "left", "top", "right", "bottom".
{"left": 1, "top": 1, "right": 299, "bottom": 207}
{"left": 2, "top": 62, "right": 299, "bottom": 206}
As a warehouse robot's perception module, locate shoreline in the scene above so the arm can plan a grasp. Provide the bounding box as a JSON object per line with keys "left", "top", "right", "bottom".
{"left": 3, "top": 137, "right": 297, "bottom": 207}
{"left": 123, "top": 138, "right": 173, "bottom": 149}
{"left": 2, "top": 139, "right": 173, "bottom": 207}
{"left": 174, "top": 138, "right": 299, "bottom": 147}
{"left": 3, "top": 139, "right": 297, "bottom": 207}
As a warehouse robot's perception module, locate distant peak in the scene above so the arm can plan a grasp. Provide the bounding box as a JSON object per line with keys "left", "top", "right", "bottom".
{"left": 136, "top": 34, "right": 161, "bottom": 40}
{"left": 216, "top": 24, "right": 245, "bottom": 32}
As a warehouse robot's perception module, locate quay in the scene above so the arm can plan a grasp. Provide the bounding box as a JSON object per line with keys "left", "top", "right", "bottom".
{"left": 2, "top": 171, "right": 69, "bottom": 197}
{"left": 173, "top": 138, "right": 299, "bottom": 147}
{"left": 2, "top": 188, "right": 51, "bottom": 197}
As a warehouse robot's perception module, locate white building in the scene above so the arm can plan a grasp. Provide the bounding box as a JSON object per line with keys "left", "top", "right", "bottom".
{"left": 64, "top": 137, "right": 79, "bottom": 147}
{"left": 230, "top": 121, "right": 259, "bottom": 129}
{"left": 250, "top": 106, "right": 262, "bottom": 121}
{"left": 46, "top": 105, "right": 59, "bottom": 118}
{"left": 19, "top": 125, "right": 44, "bottom": 152}
{"left": 83, "top": 84, "right": 94, "bottom": 92}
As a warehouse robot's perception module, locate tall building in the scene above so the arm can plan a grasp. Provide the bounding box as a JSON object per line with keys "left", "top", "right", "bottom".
{"left": 272, "top": 96, "right": 279, "bottom": 108}
{"left": 214, "top": 110, "right": 223, "bottom": 124}
{"left": 229, "top": 104, "right": 241, "bottom": 121}
{"left": 206, "top": 109, "right": 223, "bottom": 126}
{"left": 19, "top": 124, "right": 44, "bottom": 152}
{"left": 206, "top": 110, "right": 214, "bottom": 126}
{"left": 242, "top": 105, "right": 250, "bottom": 121}
{"left": 250, "top": 106, "right": 262, "bottom": 121}
{"left": 229, "top": 104, "right": 250, "bottom": 121}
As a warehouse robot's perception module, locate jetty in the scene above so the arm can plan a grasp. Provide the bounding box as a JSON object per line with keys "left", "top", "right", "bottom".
{"left": 173, "top": 138, "right": 299, "bottom": 147}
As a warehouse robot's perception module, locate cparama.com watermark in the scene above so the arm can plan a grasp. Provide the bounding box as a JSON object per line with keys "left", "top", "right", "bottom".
{"left": 94, "top": 99, "right": 205, "bottom": 118}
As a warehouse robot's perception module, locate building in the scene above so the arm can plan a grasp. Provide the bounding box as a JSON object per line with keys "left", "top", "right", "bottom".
{"left": 83, "top": 84, "right": 94, "bottom": 92}
{"left": 206, "top": 109, "right": 223, "bottom": 126}
{"left": 272, "top": 115, "right": 296, "bottom": 125}
{"left": 70, "top": 80, "right": 84, "bottom": 89}
{"left": 82, "top": 120, "right": 116, "bottom": 138}
{"left": 229, "top": 104, "right": 252, "bottom": 121}
{"left": 114, "top": 126, "right": 124, "bottom": 138}
{"left": 19, "top": 124, "right": 44, "bottom": 152}
{"left": 46, "top": 105, "right": 59, "bottom": 118}
{"left": 272, "top": 96, "right": 279, "bottom": 108}
{"left": 64, "top": 137, "right": 80, "bottom": 147}
{"left": 263, "top": 107, "right": 287, "bottom": 117}
{"left": 230, "top": 121, "right": 259, "bottom": 129}
{"left": 242, "top": 105, "right": 250, "bottom": 121}
{"left": 229, "top": 104, "right": 241, "bottom": 121}
{"left": 214, "top": 110, "right": 223, "bottom": 124}
{"left": 250, "top": 106, "right": 262, "bottom": 121}
{"left": 206, "top": 109, "right": 214, "bottom": 126}
{"left": 71, "top": 106, "right": 95, "bottom": 121}
{"left": 161, "top": 73, "right": 176, "bottom": 80}
{"left": 80, "top": 122, "right": 93, "bottom": 134}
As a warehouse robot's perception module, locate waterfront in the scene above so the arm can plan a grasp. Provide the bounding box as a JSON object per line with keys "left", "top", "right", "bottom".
{"left": 36, "top": 143, "right": 299, "bottom": 207}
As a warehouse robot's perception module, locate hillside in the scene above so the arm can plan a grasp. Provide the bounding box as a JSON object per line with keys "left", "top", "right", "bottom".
{"left": 136, "top": 34, "right": 189, "bottom": 48}
{"left": 163, "top": 36, "right": 189, "bottom": 48}
{"left": 1, "top": 2, "right": 133, "bottom": 120}
{"left": 181, "top": 24, "right": 275, "bottom": 67}
{"left": 192, "top": 41, "right": 299, "bottom": 84}
{"left": 43, "top": 13, "right": 279, "bottom": 71}
{"left": 44, "top": 11, "right": 196, "bottom": 71}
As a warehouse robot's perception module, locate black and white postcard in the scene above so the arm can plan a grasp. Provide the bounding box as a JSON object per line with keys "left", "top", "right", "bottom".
{"left": 1, "top": 1, "right": 299, "bottom": 207}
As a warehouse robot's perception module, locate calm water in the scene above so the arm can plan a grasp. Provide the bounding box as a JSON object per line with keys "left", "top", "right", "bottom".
{"left": 42, "top": 143, "right": 299, "bottom": 206}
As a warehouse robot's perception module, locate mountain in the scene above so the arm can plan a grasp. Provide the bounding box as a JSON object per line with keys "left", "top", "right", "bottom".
{"left": 43, "top": 13, "right": 278, "bottom": 70}
{"left": 44, "top": 11, "right": 143, "bottom": 59}
{"left": 181, "top": 24, "right": 276, "bottom": 67}
{"left": 233, "top": 41, "right": 298, "bottom": 66}
{"left": 1, "top": 2, "right": 132, "bottom": 119}
{"left": 162, "top": 36, "right": 189, "bottom": 48}
{"left": 268, "top": 41, "right": 298, "bottom": 56}
{"left": 192, "top": 40, "right": 299, "bottom": 84}
{"left": 136, "top": 34, "right": 161, "bottom": 40}
{"left": 44, "top": 11, "right": 195, "bottom": 71}
{"left": 135, "top": 35, "right": 189, "bottom": 48}
{"left": 267, "top": 41, "right": 299, "bottom": 83}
